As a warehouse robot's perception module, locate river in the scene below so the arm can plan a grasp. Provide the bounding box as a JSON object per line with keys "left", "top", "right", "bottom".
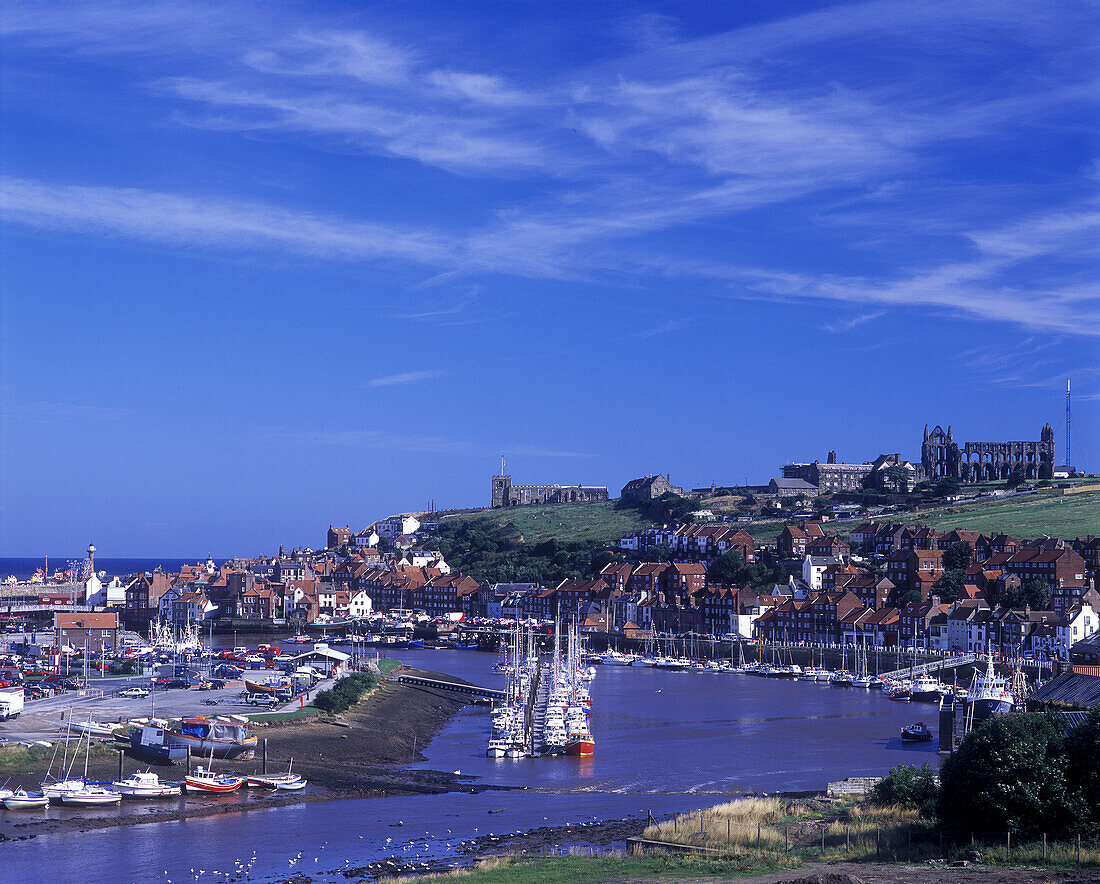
{"left": 3, "top": 648, "right": 939, "bottom": 883}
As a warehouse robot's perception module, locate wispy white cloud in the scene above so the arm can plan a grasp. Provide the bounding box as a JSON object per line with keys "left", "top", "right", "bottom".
{"left": 2, "top": 0, "right": 1098, "bottom": 340}
{"left": 365, "top": 370, "right": 446, "bottom": 387}
{"left": 824, "top": 312, "right": 885, "bottom": 333}
{"left": 0, "top": 175, "right": 454, "bottom": 265}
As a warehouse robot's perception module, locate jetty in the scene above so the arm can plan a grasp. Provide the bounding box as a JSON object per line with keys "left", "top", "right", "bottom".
{"left": 393, "top": 673, "right": 505, "bottom": 702}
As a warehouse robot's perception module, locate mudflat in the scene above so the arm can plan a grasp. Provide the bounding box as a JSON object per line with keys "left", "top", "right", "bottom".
{"left": 0, "top": 667, "right": 487, "bottom": 840}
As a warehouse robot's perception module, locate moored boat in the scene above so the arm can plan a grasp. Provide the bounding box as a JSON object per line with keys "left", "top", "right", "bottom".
{"left": 164, "top": 715, "right": 258, "bottom": 759}
{"left": 967, "top": 646, "right": 1014, "bottom": 722}
{"left": 184, "top": 765, "right": 244, "bottom": 793}
{"left": 60, "top": 784, "right": 122, "bottom": 806}
{"left": 129, "top": 725, "right": 189, "bottom": 763}
{"left": 900, "top": 722, "right": 933, "bottom": 742}
{"left": 3, "top": 788, "right": 49, "bottom": 810}
{"left": 112, "top": 771, "right": 183, "bottom": 798}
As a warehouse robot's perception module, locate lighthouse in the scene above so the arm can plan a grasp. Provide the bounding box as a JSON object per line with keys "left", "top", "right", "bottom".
{"left": 86, "top": 542, "right": 96, "bottom": 575}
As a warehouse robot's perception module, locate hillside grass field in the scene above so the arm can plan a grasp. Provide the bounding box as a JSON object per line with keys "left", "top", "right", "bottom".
{"left": 907, "top": 489, "right": 1100, "bottom": 539}
{"left": 433, "top": 500, "right": 654, "bottom": 547}
{"left": 427, "top": 487, "right": 1100, "bottom": 558}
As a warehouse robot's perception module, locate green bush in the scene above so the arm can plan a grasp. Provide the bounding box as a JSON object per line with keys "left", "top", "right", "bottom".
{"left": 312, "top": 672, "right": 379, "bottom": 714}
{"left": 871, "top": 763, "right": 938, "bottom": 816}
{"left": 938, "top": 713, "right": 1083, "bottom": 836}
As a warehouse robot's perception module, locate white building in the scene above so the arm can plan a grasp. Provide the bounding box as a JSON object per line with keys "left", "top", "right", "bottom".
{"left": 376, "top": 515, "right": 421, "bottom": 540}
{"left": 802, "top": 556, "right": 841, "bottom": 592}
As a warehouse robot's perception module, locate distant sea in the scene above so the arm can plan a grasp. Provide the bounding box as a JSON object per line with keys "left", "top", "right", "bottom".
{"left": 0, "top": 557, "right": 209, "bottom": 581}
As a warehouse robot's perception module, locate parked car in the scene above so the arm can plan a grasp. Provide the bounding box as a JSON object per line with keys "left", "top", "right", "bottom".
{"left": 213, "top": 665, "right": 242, "bottom": 678}
{"left": 119, "top": 686, "right": 150, "bottom": 698}
{"left": 244, "top": 692, "right": 280, "bottom": 708}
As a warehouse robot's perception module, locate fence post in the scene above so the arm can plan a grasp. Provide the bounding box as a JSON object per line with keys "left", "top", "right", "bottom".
{"left": 822, "top": 827, "right": 825, "bottom": 853}
{"left": 648, "top": 810, "right": 653, "bottom": 827}
{"left": 1078, "top": 834, "right": 1081, "bottom": 865}
{"left": 1006, "top": 831, "right": 1011, "bottom": 856}
{"left": 846, "top": 826, "right": 850, "bottom": 852}
{"left": 939, "top": 830, "right": 943, "bottom": 859}
{"left": 785, "top": 826, "right": 789, "bottom": 853}
{"left": 908, "top": 826, "right": 912, "bottom": 862}
{"left": 757, "top": 822, "right": 761, "bottom": 847}
{"left": 727, "top": 818, "right": 731, "bottom": 844}
{"left": 1042, "top": 832, "right": 1046, "bottom": 861}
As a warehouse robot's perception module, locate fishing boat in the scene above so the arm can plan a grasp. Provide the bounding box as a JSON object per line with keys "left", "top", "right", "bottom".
{"left": 900, "top": 722, "right": 933, "bottom": 742}
{"left": 284, "top": 633, "right": 312, "bottom": 644}
{"left": 3, "top": 788, "right": 49, "bottom": 810}
{"left": 112, "top": 771, "right": 183, "bottom": 798}
{"left": 129, "top": 724, "right": 189, "bottom": 763}
{"left": 564, "top": 724, "right": 595, "bottom": 756}
{"left": 966, "top": 645, "right": 1014, "bottom": 722}
{"left": 185, "top": 765, "right": 244, "bottom": 793}
{"left": 164, "top": 715, "right": 258, "bottom": 759}
{"left": 910, "top": 675, "right": 942, "bottom": 703}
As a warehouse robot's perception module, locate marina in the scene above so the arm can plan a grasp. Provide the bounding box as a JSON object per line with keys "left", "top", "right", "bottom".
{"left": 1, "top": 645, "right": 945, "bottom": 883}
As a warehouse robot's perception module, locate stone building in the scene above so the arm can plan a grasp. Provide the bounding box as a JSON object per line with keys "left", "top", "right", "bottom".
{"left": 620, "top": 474, "right": 685, "bottom": 502}
{"left": 491, "top": 475, "right": 609, "bottom": 508}
{"left": 921, "top": 424, "right": 1055, "bottom": 483}
{"left": 782, "top": 451, "right": 871, "bottom": 492}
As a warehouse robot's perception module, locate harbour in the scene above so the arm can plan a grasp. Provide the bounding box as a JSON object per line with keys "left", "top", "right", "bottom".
{"left": 0, "top": 645, "right": 943, "bottom": 882}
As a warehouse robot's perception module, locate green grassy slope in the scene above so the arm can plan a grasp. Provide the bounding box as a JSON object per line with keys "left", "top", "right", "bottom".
{"left": 431, "top": 500, "right": 654, "bottom": 547}
{"left": 910, "top": 490, "right": 1100, "bottom": 539}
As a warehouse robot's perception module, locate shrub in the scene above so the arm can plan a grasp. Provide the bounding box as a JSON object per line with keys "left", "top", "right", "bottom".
{"left": 871, "top": 763, "right": 938, "bottom": 817}
{"left": 938, "top": 713, "right": 1081, "bottom": 835}
{"left": 312, "top": 672, "right": 379, "bottom": 715}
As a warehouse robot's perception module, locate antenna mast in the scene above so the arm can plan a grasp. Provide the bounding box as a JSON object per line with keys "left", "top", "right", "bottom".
{"left": 1066, "top": 379, "right": 1071, "bottom": 470}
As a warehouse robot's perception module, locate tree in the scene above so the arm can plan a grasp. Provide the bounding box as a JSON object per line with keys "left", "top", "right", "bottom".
{"left": 938, "top": 713, "right": 1082, "bottom": 835}
{"left": 1064, "top": 709, "right": 1100, "bottom": 829}
{"left": 883, "top": 464, "right": 911, "bottom": 493}
{"left": 812, "top": 496, "right": 833, "bottom": 516}
{"left": 942, "top": 541, "right": 973, "bottom": 572}
{"left": 932, "top": 476, "right": 960, "bottom": 498}
{"left": 871, "top": 763, "right": 938, "bottom": 817}
{"left": 1006, "top": 464, "right": 1026, "bottom": 489}
{"left": 932, "top": 568, "right": 966, "bottom": 603}
{"left": 1002, "top": 577, "right": 1052, "bottom": 610}
{"left": 710, "top": 550, "right": 747, "bottom": 585}
{"left": 897, "top": 588, "right": 923, "bottom": 608}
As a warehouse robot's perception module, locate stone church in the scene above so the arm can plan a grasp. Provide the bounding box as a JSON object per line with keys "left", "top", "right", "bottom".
{"left": 491, "top": 475, "right": 609, "bottom": 508}
{"left": 921, "top": 423, "right": 1055, "bottom": 483}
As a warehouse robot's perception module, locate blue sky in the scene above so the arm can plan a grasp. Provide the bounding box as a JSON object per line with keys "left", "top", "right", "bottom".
{"left": 1, "top": 0, "right": 1097, "bottom": 557}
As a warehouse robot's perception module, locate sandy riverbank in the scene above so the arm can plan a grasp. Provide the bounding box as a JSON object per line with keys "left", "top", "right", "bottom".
{"left": 0, "top": 666, "right": 500, "bottom": 841}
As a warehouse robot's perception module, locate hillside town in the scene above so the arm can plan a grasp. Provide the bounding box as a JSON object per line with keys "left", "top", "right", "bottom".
{"left": 6, "top": 507, "right": 1098, "bottom": 663}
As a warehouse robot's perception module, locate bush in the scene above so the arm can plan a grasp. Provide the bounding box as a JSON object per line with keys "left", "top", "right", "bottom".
{"left": 312, "top": 672, "right": 379, "bottom": 715}
{"left": 871, "top": 763, "right": 938, "bottom": 816}
{"left": 938, "top": 713, "right": 1082, "bottom": 836}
